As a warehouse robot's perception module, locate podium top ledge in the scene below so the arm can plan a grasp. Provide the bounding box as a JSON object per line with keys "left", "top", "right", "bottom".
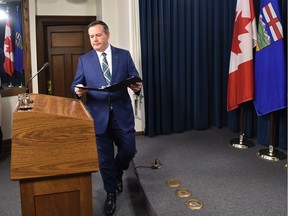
{"left": 16, "top": 94, "right": 91, "bottom": 120}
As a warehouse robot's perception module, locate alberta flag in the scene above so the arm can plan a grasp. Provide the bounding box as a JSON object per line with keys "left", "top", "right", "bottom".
{"left": 14, "top": 5, "right": 23, "bottom": 73}
{"left": 254, "top": 0, "right": 287, "bottom": 116}
{"left": 227, "top": 0, "right": 257, "bottom": 111}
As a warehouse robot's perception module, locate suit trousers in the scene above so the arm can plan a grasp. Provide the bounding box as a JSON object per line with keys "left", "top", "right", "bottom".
{"left": 96, "top": 110, "right": 137, "bottom": 193}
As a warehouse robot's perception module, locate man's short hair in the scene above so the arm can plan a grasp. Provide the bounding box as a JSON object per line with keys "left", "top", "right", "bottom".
{"left": 88, "top": 20, "right": 109, "bottom": 34}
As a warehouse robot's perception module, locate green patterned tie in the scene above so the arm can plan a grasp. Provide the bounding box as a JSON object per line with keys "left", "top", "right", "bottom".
{"left": 101, "top": 52, "right": 111, "bottom": 85}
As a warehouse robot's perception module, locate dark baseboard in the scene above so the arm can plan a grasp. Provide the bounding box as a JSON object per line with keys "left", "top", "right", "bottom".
{"left": 2, "top": 139, "right": 11, "bottom": 159}
{"left": 136, "top": 131, "right": 144, "bottom": 136}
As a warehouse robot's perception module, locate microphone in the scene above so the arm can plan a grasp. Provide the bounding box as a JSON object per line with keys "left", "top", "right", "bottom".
{"left": 25, "top": 62, "right": 49, "bottom": 93}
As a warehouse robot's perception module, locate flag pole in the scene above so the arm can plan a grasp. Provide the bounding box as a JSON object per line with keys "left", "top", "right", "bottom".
{"left": 258, "top": 112, "right": 286, "bottom": 161}
{"left": 8, "top": 76, "right": 13, "bottom": 87}
{"left": 230, "top": 105, "right": 254, "bottom": 149}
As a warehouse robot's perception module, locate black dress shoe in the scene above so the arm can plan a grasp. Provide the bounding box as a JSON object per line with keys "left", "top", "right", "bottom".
{"left": 116, "top": 179, "right": 123, "bottom": 193}
{"left": 104, "top": 193, "right": 116, "bottom": 216}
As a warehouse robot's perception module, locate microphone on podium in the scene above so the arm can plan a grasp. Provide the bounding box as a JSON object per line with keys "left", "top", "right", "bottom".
{"left": 25, "top": 62, "right": 49, "bottom": 93}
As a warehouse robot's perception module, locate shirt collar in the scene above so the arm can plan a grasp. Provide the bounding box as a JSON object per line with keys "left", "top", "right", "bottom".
{"left": 96, "top": 45, "right": 111, "bottom": 58}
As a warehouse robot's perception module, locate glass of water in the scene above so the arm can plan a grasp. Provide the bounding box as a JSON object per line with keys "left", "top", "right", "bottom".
{"left": 18, "top": 93, "right": 32, "bottom": 110}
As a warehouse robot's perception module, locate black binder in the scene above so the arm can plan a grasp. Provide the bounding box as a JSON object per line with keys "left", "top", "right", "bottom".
{"left": 78, "top": 76, "right": 142, "bottom": 92}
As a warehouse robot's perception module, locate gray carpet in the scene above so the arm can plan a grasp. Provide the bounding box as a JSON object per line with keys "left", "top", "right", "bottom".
{"left": 1, "top": 127, "right": 287, "bottom": 216}
{"left": 133, "top": 127, "right": 287, "bottom": 216}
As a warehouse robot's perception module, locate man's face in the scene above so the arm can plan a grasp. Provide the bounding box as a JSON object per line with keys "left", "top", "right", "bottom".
{"left": 88, "top": 25, "right": 110, "bottom": 52}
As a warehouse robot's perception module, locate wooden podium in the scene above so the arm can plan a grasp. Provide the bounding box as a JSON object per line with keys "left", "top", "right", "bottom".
{"left": 11, "top": 94, "right": 99, "bottom": 216}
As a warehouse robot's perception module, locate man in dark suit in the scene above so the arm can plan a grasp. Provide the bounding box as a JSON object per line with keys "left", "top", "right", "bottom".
{"left": 71, "top": 20, "right": 142, "bottom": 216}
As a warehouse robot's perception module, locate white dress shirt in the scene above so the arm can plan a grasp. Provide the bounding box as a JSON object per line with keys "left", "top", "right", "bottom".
{"left": 96, "top": 45, "right": 112, "bottom": 76}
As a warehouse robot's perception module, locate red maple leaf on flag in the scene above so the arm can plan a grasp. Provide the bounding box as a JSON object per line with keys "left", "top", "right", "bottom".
{"left": 231, "top": 11, "right": 252, "bottom": 55}
{"left": 4, "top": 38, "right": 13, "bottom": 54}
{"left": 3, "top": 15, "right": 14, "bottom": 77}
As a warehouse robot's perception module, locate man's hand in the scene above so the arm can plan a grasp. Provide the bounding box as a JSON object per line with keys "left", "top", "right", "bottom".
{"left": 75, "top": 84, "right": 88, "bottom": 96}
{"left": 129, "top": 82, "right": 142, "bottom": 93}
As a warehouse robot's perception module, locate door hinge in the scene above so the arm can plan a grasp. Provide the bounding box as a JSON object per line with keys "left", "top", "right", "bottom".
{"left": 47, "top": 80, "right": 52, "bottom": 95}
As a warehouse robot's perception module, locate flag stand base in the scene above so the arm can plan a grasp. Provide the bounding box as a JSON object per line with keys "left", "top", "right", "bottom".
{"left": 258, "top": 146, "right": 286, "bottom": 161}
{"left": 8, "top": 82, "right": 13, "bottom": 88}
{"left": 230, "top": 134, "right": 254, "bottom": 149}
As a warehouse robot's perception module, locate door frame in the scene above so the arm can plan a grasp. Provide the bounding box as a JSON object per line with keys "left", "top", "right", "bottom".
{"left": 36, "top": 16, "right": 96, "bottom": 94}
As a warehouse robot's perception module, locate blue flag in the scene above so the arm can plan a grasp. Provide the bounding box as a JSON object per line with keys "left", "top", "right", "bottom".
{"left": 14, "top": 5, "right": 23, "bottom": 73}
{"left": 254, "top": 0, "right": 287, "bottom": 116}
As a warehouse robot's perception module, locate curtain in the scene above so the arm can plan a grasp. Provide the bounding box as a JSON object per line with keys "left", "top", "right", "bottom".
{"left": 139, "top": 0, "right": 287, "bottom": 149}
{"left": 128, "top": 0, "right": 146, "bottom": 130}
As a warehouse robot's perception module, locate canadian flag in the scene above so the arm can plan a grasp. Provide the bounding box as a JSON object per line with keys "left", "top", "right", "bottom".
{"left": 3, "top": 13, "right": 14, "bottom": 77}
{"left": 227, "top": 0, "right": 257, "bottom": 111}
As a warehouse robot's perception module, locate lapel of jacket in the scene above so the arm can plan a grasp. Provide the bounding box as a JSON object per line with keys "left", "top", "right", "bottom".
{"left": 89, "top": 50, "right": 107, "bottom": 86}
{"left": 111, "top": 46, "right": 119, "bottom": 84}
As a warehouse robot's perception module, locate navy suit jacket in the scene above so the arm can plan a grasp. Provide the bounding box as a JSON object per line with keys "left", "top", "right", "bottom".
{"left": 71, "top": 46, "right": 140, "bottom": 134}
